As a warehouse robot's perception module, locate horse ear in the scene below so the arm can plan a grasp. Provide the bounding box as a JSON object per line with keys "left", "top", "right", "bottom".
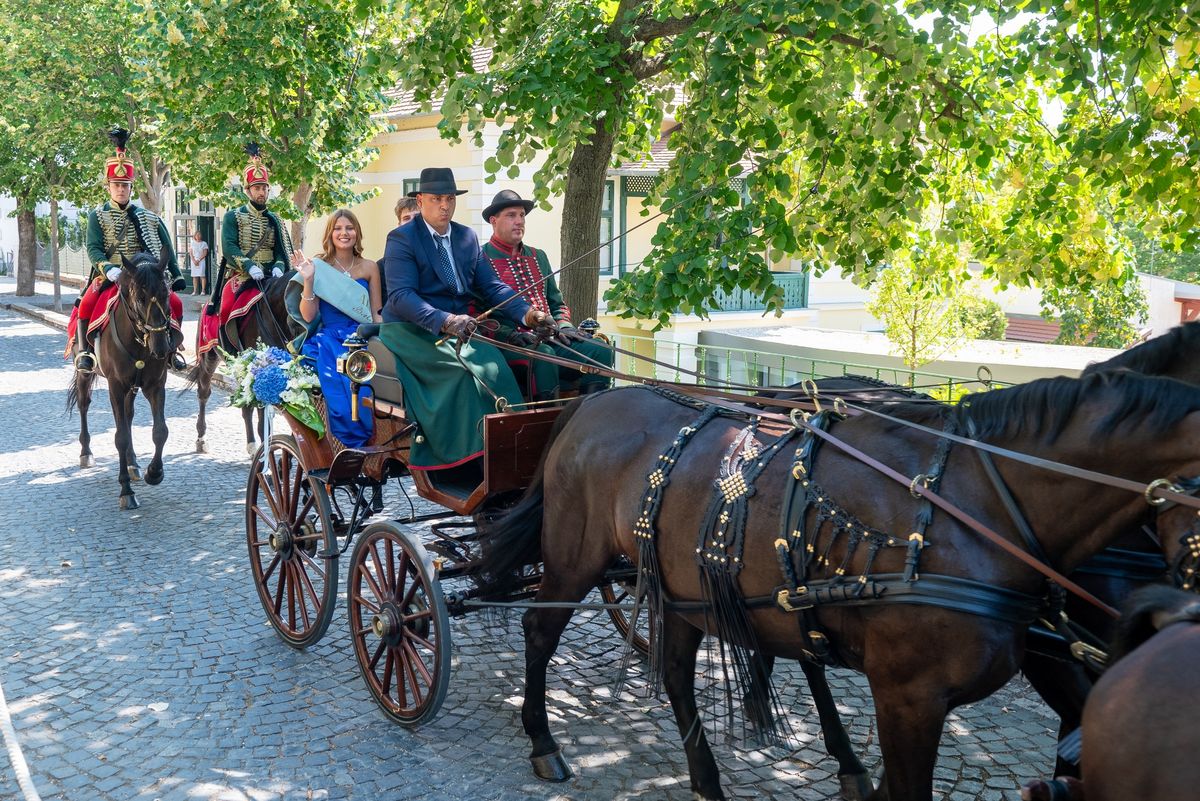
{"left": 121, "top": 256, "right": 135, "bottom": 272}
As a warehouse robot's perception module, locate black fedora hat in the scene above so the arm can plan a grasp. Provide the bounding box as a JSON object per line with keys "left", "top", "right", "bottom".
{"left": 406, "top": 167, "right": 467, "bottom": 197}
{"left": 482, "top": 189, "right": 535, "bottom": 222}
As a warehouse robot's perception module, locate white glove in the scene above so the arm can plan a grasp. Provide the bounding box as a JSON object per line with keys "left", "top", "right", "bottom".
{"left": 248, "top": 265, "right": 265, "bottom": 281}
{"left": 105, "top": 266, "right": 121, "bottom": 282}
{"left": 271, "top": 266, "right": 283, "bottom": 278}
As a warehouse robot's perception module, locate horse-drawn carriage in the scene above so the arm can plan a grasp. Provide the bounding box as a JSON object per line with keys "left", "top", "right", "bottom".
{"left": 239, "top": 318, "right": 1200, "bottom": 801}
{"left": 243, "top": 325, "right": 646, "bottom": 725}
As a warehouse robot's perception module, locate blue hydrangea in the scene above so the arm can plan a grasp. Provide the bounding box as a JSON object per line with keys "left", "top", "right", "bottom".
{"left": 252, "top": 365, "right": 288, "bottom": 406}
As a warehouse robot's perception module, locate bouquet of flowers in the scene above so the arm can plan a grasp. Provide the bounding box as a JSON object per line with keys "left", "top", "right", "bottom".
{"left": 220, "top": 345, "right": 325, "bottom": 437}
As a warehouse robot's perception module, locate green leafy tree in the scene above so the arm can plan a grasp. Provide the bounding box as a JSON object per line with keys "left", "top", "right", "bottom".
{"left": 957, "top": 293, "right": 1007, "bottom": 341}
{"left": 403, "top": 1, "right": 1200, "bottom": 326}
{"left": 1042, "top": 274, "right": 1149, "bottom": 349}
{"left": 866, "top": 245, "right": 981, "bottom": 375}
{"left": 142, "top": 0, "right": 403, "bottom": 244}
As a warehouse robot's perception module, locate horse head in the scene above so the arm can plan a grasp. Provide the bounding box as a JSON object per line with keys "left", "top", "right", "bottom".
{"left": 120, "top": 250, "right": 173, "bottom": 360}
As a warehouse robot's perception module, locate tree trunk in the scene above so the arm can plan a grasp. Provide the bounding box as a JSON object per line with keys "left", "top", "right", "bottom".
{"left": 291, "top": 182, "right": 313, "bottom": 248}
{"left": 49, "top": 196, "right": 62, "bottom": 313}
{"left": 16, "top": 205, "right": 36, "bottom": 297}
{"left": 134, "top": 151, "right": 170, "bottom": 215}
{"left": 559, "top": 126, "right": 617, "bottom": 322}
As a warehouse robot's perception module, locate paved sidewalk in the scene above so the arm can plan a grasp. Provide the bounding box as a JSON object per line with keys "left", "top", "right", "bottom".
{"left": 0, "top": 304, "right": 1061, "bottom": 801}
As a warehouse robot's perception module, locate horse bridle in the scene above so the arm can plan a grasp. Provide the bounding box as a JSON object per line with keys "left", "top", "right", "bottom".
{"left": 120, "top": 276, "right": 172, "bottom": 353}
{"left": 1156, "top": 476, "right": 1200, "bottom": 591}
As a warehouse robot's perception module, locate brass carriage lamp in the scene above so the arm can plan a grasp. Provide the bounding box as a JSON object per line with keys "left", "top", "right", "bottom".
{"left": 338, "top": 332, "right": 377, "bottom": 422}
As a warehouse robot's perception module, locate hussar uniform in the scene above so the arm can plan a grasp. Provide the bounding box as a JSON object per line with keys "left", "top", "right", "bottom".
{"left": 71, "top": 128, "right": 185, "bottom": 372}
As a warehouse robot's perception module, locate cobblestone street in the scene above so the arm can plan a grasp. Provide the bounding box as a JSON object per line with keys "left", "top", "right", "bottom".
{"left": 0, "top": 305, "right": 1060, "bottom": 801}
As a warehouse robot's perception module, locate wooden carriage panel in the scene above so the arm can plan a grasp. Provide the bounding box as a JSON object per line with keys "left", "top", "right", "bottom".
{"left": 278, "top": 409, "right": 333, "bottom": 471}
{"left": 483, "top": 407, "right": 562, "bottom": 495}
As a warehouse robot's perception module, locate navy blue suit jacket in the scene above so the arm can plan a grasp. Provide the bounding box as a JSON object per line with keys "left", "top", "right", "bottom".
{"left": 382, "top": 216, "right": 530, "bottom": 334}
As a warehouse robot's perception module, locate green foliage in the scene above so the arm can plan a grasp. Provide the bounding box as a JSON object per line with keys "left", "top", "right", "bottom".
{"left": 956, "top": 293, "right": 1007, "bottom": 341}
{"left": 866, "top": 244, "right": 980, "bottom": 372}
{"left": 36, "top": 212, "right": 86, "bottom": 250}
{"left": 1042, "top": 273, "right": 1149, "bottom": 349}
{"left": 142, "top": 0, "right": 402, "bottom": 221}
{"left": 403, "top": 0, "right": 1200, "bottom": 326}
{"left": 1121, "top": 222, "right": 1200, "bottom": 283}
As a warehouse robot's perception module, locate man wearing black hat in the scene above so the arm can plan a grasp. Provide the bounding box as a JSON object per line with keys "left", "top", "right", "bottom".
{"left": 379, "top": 167, "right": 552, "bottom": 470}
{"left": 481, "top": 189, "right": 612, "bottom": 398}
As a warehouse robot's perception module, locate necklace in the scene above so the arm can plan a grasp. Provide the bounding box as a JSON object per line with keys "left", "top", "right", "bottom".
{"left": 333, "top": 255, "right": 355, "bottom": 276}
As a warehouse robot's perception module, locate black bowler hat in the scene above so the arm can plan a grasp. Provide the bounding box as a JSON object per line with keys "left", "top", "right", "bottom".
{"left": 406, "top": 167, "right": 468, "bottom": 197}
{"left": 482, "top": 189, "right": 535, "bottom": 222}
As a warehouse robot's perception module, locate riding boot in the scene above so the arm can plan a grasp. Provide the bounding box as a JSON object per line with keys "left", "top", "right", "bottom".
{"left": 73, "top": 319, "right": 95, "bottom": 373}
{"left": 170, "top": 349, "right": 188, "bottom": 371}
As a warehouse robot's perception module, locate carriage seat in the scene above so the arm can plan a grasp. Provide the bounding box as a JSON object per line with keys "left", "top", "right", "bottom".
{"left": 355, "top": 323, "right": 405, "bottom": 407}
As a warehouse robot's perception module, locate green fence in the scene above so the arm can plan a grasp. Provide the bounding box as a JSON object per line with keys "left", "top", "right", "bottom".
{"left": 609, "top": 334, "right": 998, "bottom": 398}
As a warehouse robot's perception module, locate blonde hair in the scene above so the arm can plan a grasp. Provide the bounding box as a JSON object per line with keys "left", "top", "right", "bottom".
{"left": 318, "top": 209, "right": 364, "bottom": 262}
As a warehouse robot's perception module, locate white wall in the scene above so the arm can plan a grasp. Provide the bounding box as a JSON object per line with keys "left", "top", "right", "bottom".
{"left": 0, "top": 196, "right": 17, "bottom": 267}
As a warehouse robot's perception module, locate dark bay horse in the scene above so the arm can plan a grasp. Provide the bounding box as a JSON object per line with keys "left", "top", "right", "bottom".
{"left": 67, "top": 251, "right": 176, "bottom": 509}
{"left": 187, "top": 275, "right": 296, "bottom": 455}
{"left": 1023, "top": 584, "right": 1200, "bottom": 801}
{"left": 475, "top": 372, "right": 1200, "bottom": 801}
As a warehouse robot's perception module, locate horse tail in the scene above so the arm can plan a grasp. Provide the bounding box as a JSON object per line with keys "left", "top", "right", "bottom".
{"left": 1108, "top": 584, "right": 1199, "bottom": 664}
{"left": 180, "top": 349, "right": 216, "bottom": 394}
{"left": 472, "top": 398, "right": 587, "bottom": 600}
{"left": 66, "top": 373, "right": 79, "bottom": 415}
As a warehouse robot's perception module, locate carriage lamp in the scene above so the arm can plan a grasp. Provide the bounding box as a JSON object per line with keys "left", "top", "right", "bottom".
{"left": 578, "top": 318, "right": 600, "bottom": 338}
{"left": 338, "top": 333, "right": 377, "bottom": 422}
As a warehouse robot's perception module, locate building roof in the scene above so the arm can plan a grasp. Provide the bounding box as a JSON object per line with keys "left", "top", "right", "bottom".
{"left": 1004, "top": 314, "right": 1061, "bottom": 344}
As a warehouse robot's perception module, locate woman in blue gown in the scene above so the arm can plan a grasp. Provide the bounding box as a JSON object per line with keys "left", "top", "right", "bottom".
{"left": 292, "top": 209, "right": 382, "bottom": 448}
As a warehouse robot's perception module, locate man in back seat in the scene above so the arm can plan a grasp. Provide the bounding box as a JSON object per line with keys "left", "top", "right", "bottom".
{"left": 378, "top": 167, "right": 552, "bottom": 470}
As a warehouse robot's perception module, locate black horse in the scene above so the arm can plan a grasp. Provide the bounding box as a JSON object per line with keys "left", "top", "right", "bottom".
{"left": 67, "top": 250, "right": 176, "bottom": 509}
{"left": 187, "top": 275, "right": 296, "bottom": 455}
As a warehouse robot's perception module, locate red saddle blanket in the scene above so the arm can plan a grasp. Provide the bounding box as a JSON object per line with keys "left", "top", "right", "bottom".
{"left": 197, "top": 283, "right": 263, "bottom": 355}
{"left": 64, "top": 289, "right": 182, "bottom": 357}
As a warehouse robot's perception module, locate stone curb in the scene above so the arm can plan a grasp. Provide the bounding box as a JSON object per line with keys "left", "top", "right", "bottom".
{"left": 1, "top": 298, "right": 235, "bottom": 393}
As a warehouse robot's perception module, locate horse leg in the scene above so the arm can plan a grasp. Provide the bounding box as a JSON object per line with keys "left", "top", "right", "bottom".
{"left": 800, "top": 661, "right": 873, "bottom": 800}
{"left": 195, "top": 353, "right": 213, "bottom": 453}
{"left": 124, "top": 388, "right": 141, "bottom": 482}
{"left": 521, "top": 597, "right": 577, "bottom": 782}
{"left": 243, "top": 406, "right": 257, "bottom": 456}
{"left": 143, "top": 380, "right": 167, "bottom": 486}
{"left": 1021, "top": 653, "right": 1089, "bottom": 778}
{"left": 111, "top": 387, "right": 138, "bottom": 510}
{"left": 660, "top": 611, "right": 725, "bottom": 801}
{"left": 868, "top": 683, "right": 947, "bottom": 801}
{"left": 77, "top": 372, "right": 95, "bottom": 468}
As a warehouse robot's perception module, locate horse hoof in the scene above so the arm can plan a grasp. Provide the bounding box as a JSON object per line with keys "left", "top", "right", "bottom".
{"left": 839, "top": 772, "right": 874, "bottom": 801}
{"left": 530, "top": 748, "right": 572, "bottom": 782}
{"left": 127, "top": 467, "right": 142, "bottom": 482}
{"left": 120, "top": 495, "right": 140, "bottom": 510}
{"left": 145, "top": 468, "right": 163, "bottom": 486}
{"left": 196, "top": 438, "right": 208, "bottom": 454}
{"left": 80, "top": 455, "right": 93, "bottom": 468}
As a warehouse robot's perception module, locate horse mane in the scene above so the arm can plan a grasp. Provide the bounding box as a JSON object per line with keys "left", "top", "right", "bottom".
{"left": 124, "top": 251, "right": 168, "bottom": 298}
{"left": 1081, "top": 321, "right": 1200, "bottom": 377}
{"left": 953, "top": 370, "right": 1200, "bottom": 443}
{"left": 1108, "top": 584, "right": 1199, "bottom": 665}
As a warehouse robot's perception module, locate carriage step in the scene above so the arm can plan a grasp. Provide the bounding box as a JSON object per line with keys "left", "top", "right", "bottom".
{"left": 310, "top": 448, "right": 368, "bottom": 485}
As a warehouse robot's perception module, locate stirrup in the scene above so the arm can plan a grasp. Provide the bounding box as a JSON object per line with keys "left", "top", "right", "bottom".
{"left": 170, "top": 352, "right": 188, "bottom": 371}
{"left": 74, "top": 351, "right": 96, "bottom": 373}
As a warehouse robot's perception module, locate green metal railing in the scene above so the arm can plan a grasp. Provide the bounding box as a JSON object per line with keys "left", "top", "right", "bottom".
{"left": 708, "top": 272, "right": 809, "bottom": 312}
{"left": 608, "top": 334, "right": 998, "bottom": 399}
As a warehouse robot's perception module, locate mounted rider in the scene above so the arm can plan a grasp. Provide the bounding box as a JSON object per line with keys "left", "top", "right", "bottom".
{"left": 205, "top": 144, "right": 295, "bottom": 331}
{"left": 71, "top": 128, "right": 186, "bottom": 372}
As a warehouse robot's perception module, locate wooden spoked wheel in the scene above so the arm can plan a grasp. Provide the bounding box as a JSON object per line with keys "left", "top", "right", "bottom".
{"left": 348, "top": 523, "right": 451, "bottom": 726}
{"left": 601, "top": 579, "right": 654, "bottom": 658}
{"left": 245, "top": 435, "right": 339, "bottom": 649}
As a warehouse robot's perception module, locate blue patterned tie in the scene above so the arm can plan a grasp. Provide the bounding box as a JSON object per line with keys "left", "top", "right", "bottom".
{"left": 434, "top": 234, "right": 461, "bottom": 293}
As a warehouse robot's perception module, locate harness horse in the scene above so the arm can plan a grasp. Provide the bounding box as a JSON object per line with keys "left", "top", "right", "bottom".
{"left": 472, "top": 372, "right": 1200, "bottom": 801}
{"left": 67, "top": 250, "right": 176, "bottom": 510}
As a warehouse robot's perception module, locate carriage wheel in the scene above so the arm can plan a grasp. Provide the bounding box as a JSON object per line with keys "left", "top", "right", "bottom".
{"left": 245, "top": 435, "right": 339, "bottom": 649}
{"left": 348, "top": 523, "right": 451, "bottom": 726}
{"left": 601, "top": 579, "right": 654, "bottom": 658}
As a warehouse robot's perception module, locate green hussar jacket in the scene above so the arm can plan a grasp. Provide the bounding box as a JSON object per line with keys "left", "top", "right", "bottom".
{"left": 221, "top": 203, "right": 295, "bottom": 278}
{"left": 85, "top": 201, "right": 182, "bottom": 287}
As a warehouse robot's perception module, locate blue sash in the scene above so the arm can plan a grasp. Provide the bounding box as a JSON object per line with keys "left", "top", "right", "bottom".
{"left": 289, "top": 258, "right": 372, "bottom": 323}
